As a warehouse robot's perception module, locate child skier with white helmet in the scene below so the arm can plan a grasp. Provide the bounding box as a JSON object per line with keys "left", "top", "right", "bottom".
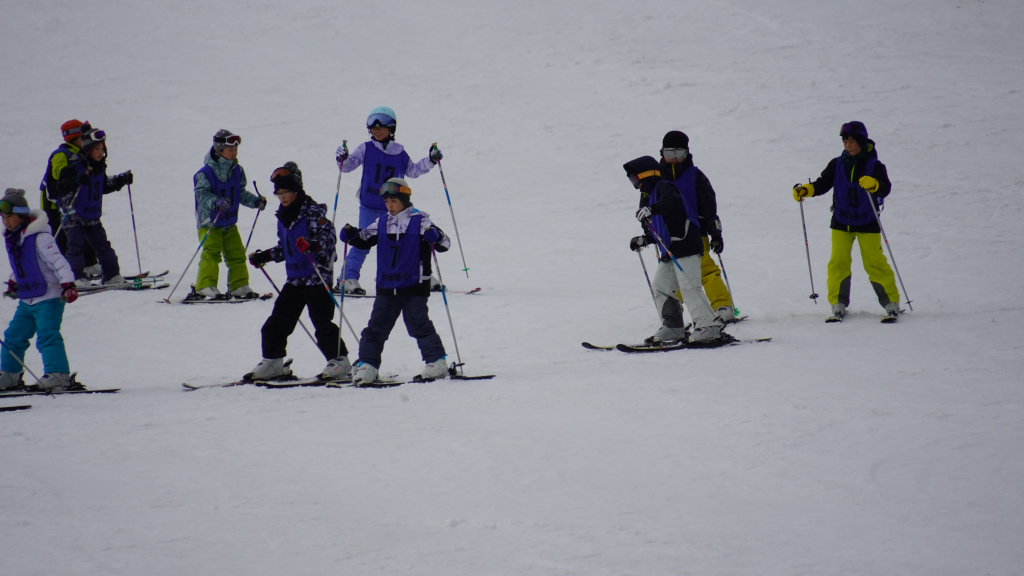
{"left": 335, "top": 106, "right": 442, "bottom": 295}
{"left": 339, "top": 177, "right": 451, "bottom": 384}
{"left": 246, "top": 162, "right": 351, "bottom": 382}
{"left": 188, "top": 129, "right": 267, "bottom": 301}
{"left": 1, "top": 188, "right": 80, "bottom": 392}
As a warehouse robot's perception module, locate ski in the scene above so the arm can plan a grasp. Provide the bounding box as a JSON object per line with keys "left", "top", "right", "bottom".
{"left": 0, "top": 387, "right": 119, "bottom": 398}
{"left": 183, "top": 360, "right": 298, "bottom": 389}
{"left": 446, "top": 287, "right": 482, "bottom": 295}
{"left": 80, "top": 282, "right": 170, "bottom": 296}
{"left": 826, "top": 316, "right": 843, "bottom": 323}
{"left": 615, "top": 334, "right": 771, "bottom": 353}
{"left": 340, "top": 371, "right": 495, "bottom": 389}
{"left": 164, "top": 293, "right": 273, "bottom": 305}
{"left": 330, "top": 289, "right": 375, "bottom": 298}
{"left": 881, "top": 314, "right": 898, "bottom": 323}
{"left": 582, "top": 342, "right": 616, "bottom": 350}
{"left": 0, "top": 405, "right": 31, "bottom": 412}
{"left": 255, "top": 376, "right": 352, "bottom": 388}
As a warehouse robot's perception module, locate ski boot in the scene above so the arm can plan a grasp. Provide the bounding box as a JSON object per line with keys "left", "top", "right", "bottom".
{"left": 35, "top": 372, "right": 74, "bottom": 392}
{"left": 882, "top": 303, "right": 900, "bottom": 323}
{"left": 827, "top": 303, "right": 846, "bottom": 323}
{"left": 230, "top": 286, "right": 260, "bottom": 300}
{"left": 645, "top": 325, "right": 689, "bottom": 345}
{"left": 689, "top": 324, "right": 722, "bottom": 344}
{"left": 716, "top": 306, "right": 736, "bottom": 324}
{"left": 244, "top": 358, "right": 292, "bottom": 382}
{"left": 320, "top": 356, "right": 353, "bottom": 381}
{"left": 0, "top": 371, "right": 24, "bottom": 391}
{"left": 352, "top": 361, "right": 378, "bottom": 385}
{"left": 418, "top": 358, "right": 449, "bottom": 381}
{"left": 343, "top": 279, "right": 366, "bottom": 296}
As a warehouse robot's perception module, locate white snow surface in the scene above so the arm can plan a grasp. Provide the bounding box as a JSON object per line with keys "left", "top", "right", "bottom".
{"left": 3, "top": 0, "right": 1024, "bottom": 574}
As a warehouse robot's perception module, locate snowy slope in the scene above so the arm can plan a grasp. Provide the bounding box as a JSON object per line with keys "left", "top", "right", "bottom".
{"left": 2, "top": 0, "right": 1024, "bottom": 574}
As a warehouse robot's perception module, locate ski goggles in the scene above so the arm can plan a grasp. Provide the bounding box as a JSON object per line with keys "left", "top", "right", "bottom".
{"left": 628, "top": 170, "right": 661, "bottom": 188}
{"left": 839, "top": 122, "right": 867, "bottom": 138}
{"left": 214, "top": 134, "right": 242, "bottom": 146}
{"left": 380, "top": 181, "right": 411, "bottom": 195}
{"left": 662, "top": 148, "right": 688, "bottom": 162}
{"left": 366, "top": 113, "right": 396, "bottom": 129}
{"left": 0, "top": 200, "right": 31, "bottom": 215}
{"left": 85, "top": 129, "right": 106, "bottom": 142}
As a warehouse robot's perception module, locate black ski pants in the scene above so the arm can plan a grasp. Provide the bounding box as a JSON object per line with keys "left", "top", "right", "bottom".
{"left": 358, "top": 294, "right": 445, "bottom": 369}
{"left": 65, "top": 224, "right": 120, "bottom": 281}
{"left": 262, "top": 282, "right": 347, "bottom": 361}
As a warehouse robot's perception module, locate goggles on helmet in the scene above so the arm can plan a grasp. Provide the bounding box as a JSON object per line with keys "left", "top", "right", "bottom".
{"left": 380, "top": 181, "right": 411, "bottom": 196}
{"left": 662, "top": 148, "right": 688, "bottom": 162}
{"left": 0, "top": 200, "right": 31, "bottom": 215}
{"left": 214, "top": 134, "right": 242, "bottom": 146}
{"left": 270, "top": 167, "right": 293, "bottom": 181}
{"left": 85, "top": 130, "right": 106, "bottom": 143}
{"left": 366, "top": 113, "right": 396, "bottom": 129}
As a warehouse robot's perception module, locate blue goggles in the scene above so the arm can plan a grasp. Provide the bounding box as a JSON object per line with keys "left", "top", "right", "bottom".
{"left": 366, "top": 113, "right": 396, "bottom": 129}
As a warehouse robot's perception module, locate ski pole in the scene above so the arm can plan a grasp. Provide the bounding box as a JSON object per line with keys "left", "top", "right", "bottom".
{"left": 243, "top": 181, "right": 265, "bottom": 251}
{"left": 865, "top": 190, "right": 914, "bottom": 311}
{"left": 303, "top": 252, "right": 361, "bottom": 343}
{"left": 0, "top": 337, "right": 42, "bottom": 384}
{"left": 331, "top": 141, "right": 346, "bottom": 229}
{"left": 435, "top": 155, "right": 470, "bottom": 278}
{"left": 797, "top": 184, "right": 819, "bottom": 304}
{"left": 164, "top": 211, "right": 222, "bottom": 303}
{"left": 52, "top": 188, "right": 83, "bottom": 242}
{"left": 716, "top": 253, "right": 737, "bottom": 316}
{"left": 431, "top": 246, "right": 464, "bottom": 374}
{"left": 336, "top": 242, "right": 349, "bottom": 360}
{"left": 125, "top": 178, "right": 143, "bottom": 276}
{"left": 642, "top": 220, "right": 718, "bottom": 321}
{"left": 258, "top": 267, "right": 318, "bottom": 348}
{"left": 636, "top": 249, "right": 660, "bottom": 320}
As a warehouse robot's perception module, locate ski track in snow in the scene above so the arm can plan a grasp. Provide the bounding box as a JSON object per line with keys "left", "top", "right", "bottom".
{"left": 2, "top": 0, "right": 1024, "bottom": 574}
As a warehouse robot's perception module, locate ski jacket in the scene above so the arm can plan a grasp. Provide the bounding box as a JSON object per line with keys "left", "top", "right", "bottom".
{"left": 193, "top": 148, "right": 260, "bottom": 229}
{"left": 268, "top": 196, "right": 336, "bottom": 287}
{"left": 3, "top": 209, "right": 75, "bottom": 305}
{"left": 658, "top": 156, "right": 719, "bottom": 238}
{"left": 344, "top": 206, "right": 450, "bottom": 296}
{"left": 808, "top": 141, "right": 891, "bottom": 234}
{"left": 39, "top": 142, "right": 80, "bottom": 210}
{"left": 338, "top": 140, "right": 436, "bottom": 209}
{"left": 54, "top": 152, "right": 123, "bottom": 229}
{"left": 647, "top": 157, "right": 719, "bottom": 259}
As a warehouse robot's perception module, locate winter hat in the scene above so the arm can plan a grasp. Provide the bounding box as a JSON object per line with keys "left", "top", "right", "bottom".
{"left": 623, "top": 156, "right": 660, "bottom": 177}
{"left": 840, "top": 121, "right": 869, "bottom": 149}
{"left": 0, "top": 188, "right": 31, "bottom": 215}
{"left": 80, "top": 124, "right": 106, "bottom": 152}
{"left": 662, "top": 130, "right": 689, "bottom": 150}
{"left": 380, "top": 177, "right": 412, "bottom": 207}
{"left": 213, "top": 129, "right": 241, "bottom": 153}
{"left": 271, "top": 161, "right": 304, "bottom": 195}
{"left": 61, "top": 119, "right": 84, "bottom": 143}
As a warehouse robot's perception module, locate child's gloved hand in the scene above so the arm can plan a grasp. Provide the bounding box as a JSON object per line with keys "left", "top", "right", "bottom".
{"left": 340, "top": 224, "right": 358, "bottom": 243}
{"left": 4, "top": 279, "right": 17, "bottom": 299}
{"left": 214, "top": 198, "right": 231, "bottom": 212}
{"left": 248, "top": 250, "right": 272, "bottom": 268}
{"left": 60, "top": 282, "right": 78, "bottom": 304}
{"left": 336, "top": 142, "right": 349, "bottom": 164}
{"left": 859, "top": 176, "right": 879, "bottom": 193}
{"left": 295, "top": 237, "right": 318, "bottom": 254}
{"left": 255, "top": 196, "right": 267, "bottom": 211}
{"left": 429, "top": 144, "right": 443, "bottom": 164}
{"left": 629, "top": 236, "right": 648, "bottom": 252}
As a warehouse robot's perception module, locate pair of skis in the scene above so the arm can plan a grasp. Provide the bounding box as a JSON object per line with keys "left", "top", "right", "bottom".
{"left": 78, "top": 270, "right": 171, "bottom": 296}
{"left": 0, "top": 374, "right": 119, "bottom": 398}
{"left": 183, "top": 361, "right": 494, "bottom": 390}
{"left": 583, "top": 332, "right": 772, "bottom": 353}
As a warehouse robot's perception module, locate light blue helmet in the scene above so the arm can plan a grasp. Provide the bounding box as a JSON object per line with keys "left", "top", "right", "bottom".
{"left": 367, "top": 106, "right": 397, "bottom": 135}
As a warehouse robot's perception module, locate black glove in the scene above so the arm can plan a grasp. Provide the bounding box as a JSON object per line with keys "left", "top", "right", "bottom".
{"left": 629, "top": 235, "right": 649, "bottom": 252}
{"left": 111, "top": 172, "right": 130, "bottom": 190}
{"left": 75, "top": 170, "right": 91, "bottom": 185}
{"left": 248, "top": 249, "right": 273, "bottom": 268}
{"left": 255, "top": 196, "right": 268, "bottom": 211}
{"left": 709, "top": 233, "right": 724, "bottom": 255}
{"left": 4, "top": 279, "right": 17, "bottom": 299}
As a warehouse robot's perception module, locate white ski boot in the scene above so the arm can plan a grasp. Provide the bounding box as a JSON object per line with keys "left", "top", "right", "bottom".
{"left": 716, "top": 306, "right": 736, "bottom": 324}
{"left": 882, "top": 303, "right": 900, "bottom": 323}
{"left": 74, "top": 278, "right": 92, "bottom": 288}
{"left": 419, "top": 358, "right": 449, "bottom": 381}
{"left": 827, "top": 303, "right": 846, "bottom": 323}
{"left": 343, "top": 279, "right": 366, "bottom": 295}
{"left": 103, "top": 274, "right": 126, "bottom": 285}
{"left": 246, "top": 358, "right": 291, "bottom": 382}
{"left": 321, "top": 356, "right": 352, "bottom": 381}
{"left": 647, "top": 325, "right": 688, "bottom": 344}
{"left": 429, "top": 276, "right": 444, "bottom": 292}
{"left": 35, "top": 372, "right": 72, "bottom": 391}
{"left": 83, "top": 263, "right": 102, "bottom": 277}
{"left": 230, "top": 285, "right": 258, "bottom": 299}
{"left": 0, "top": 370, "right": 24, "bottom": 390}
{"left": 197, "top": 286, "right": 221, "bottom": 298}
{"left": 689, "top": 324, "right": 722, "bottom": 344}
{"left": 352, "top": 361, "right": 378, "bottom": 385}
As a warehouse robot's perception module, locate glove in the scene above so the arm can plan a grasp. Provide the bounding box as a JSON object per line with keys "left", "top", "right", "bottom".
{"left": 635, "top": 206, "right": 653, "bottom": 223}
{"left": 709, "top": 234, "right": 724, "bottom": 255}
{"left": 629, "top": 235, "right": 648, "bottom": 252}
{"left": 423, "top": 225, "right": 447, "bottom": 246}
{"left": 213, "top": 198, "right": 231, "bottom": 212}
{"left": 793, "top": 183, "right": 814, "bottom": 201}
{"left": 113, "top": 171, "right": 133, "bottom": 187}
{"left": 339, "top": 223, "right": 358, "bottom": 243}
{"left": 4, "top": 279, "right": 17, "bottom": 299}
{"left": 336, "top": 142, "right": 349, "bottom": 164}
{"left": 859, "top": 175, "right": 879, "bottom": 193}
{"left": 60, "top": 282, "right": 78, "bottom": 304}
{"left": 255, "top": 196, "right": 268, "bottom": 211}
{"left": 429, "top": 143, "right": 443, "bottom": 164}
{"left": 295, "top": 237, "right": 318, "bottom": 254}
{"left": 75, "top": 170, "right": 91, "bottom": 185}
{"left": 248, "top": 249, "right": 273, "bottom": 268}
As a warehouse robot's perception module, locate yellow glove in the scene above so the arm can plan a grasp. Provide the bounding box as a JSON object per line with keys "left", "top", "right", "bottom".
{"left": 792, "top": 183, "right": 814, "bottom": 201}
{"left": 859, "top": 175, "right": 879, "bottom": 193}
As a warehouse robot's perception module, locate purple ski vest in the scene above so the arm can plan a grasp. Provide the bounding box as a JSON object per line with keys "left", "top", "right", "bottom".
{"left": 376, "top": 214, "right": 422, "bottom": 289}
{"left": 359, "top": 142, "right": 410, "bottom": 210}
{"left": 278, "top": 216, "right": 315, "bottom": 279}
{"left": 650, "top": 167, "right": 700, "bottom": 256}
{"left": 7, "top": 233, "right": 48, "bottom": 299}
{"left": 195, "top": 164, "right": 242, "bottom": 227}
{"left": 73, "top": 162, "right": 106, "bottom": 221}
{"left": 39, "top": 145, "right": 75, "bottom": 206}
{"left": 833, "top": 157, "right": 880, "bottom": 227}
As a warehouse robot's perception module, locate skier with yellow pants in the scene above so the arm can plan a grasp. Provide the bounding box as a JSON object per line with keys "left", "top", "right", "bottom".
{"left": 792, "top": 121, "right": 901, "bottom": 322}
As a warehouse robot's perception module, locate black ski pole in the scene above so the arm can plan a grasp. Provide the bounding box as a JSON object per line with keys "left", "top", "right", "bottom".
{"left": 864, "top": 190, "right": 913, "bottom": 311}
{"left": 435, "top": 155, "right": 470, "bottom": 278}
{"left": 125, "top": 177, "right": 143, "bottom": 276}
{"left": 797, "top": 180, "right": 819, "bottom": 304}
{"left": 244, "top": 181, "right": 265, "bottom": 251}
{"left": 431, "top": 246, "right": 464, "bottom": 374}
{"left": 303, "top": 253, "right": 361, "bottom": 342}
